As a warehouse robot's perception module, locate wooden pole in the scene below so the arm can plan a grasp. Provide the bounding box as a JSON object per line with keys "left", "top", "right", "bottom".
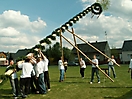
{"left": 59, "top": 30, "right": 64, "bottom": 62}
{"left": 61, "top": 34, "right": 114, "bottom": 82}
{"left": 66, "top": 29, "right": 120, "bottom": 67}
{"left": 71, "top": 28, "right": 81, "bottom": 66}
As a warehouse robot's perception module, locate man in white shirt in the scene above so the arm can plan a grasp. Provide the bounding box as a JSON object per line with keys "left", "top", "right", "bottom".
{"left": 79, "top": 58, "right": 86, "bottom": 78}
{"left": 38, "top": 49, "right": 51, "bottom": 91}
{"left": 58, "top": 57, "right": 65, "bottom": 82}
{"left": 108, "top": 55, "right": 116, "bottom": 78}
{"left": 18, "top": 58, "right": 34, "bottom": 98}
{"left": 90, "top": 55, "right": 100, "bottom": 84}
{"left": 5, "top": 59, "right": 18, "bottom": 98}
{"left": 128, "top": 55, "right": 132, "bottom": 79}
{"left": 35, "top": 57, "right": 47, "bottom": 94}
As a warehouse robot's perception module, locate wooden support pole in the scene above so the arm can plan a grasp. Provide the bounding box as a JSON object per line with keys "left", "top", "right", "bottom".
{"left": 66, "top": 29, "right": 120, "bottom": 67}
{"left": 71, "top": 28, "right": 81, "bottom": 65}
{"left": 59, "top": 30, "right": 64, "bottom": 62}
{"left": 61, "top": 34, "right": 114, "bottom": 82}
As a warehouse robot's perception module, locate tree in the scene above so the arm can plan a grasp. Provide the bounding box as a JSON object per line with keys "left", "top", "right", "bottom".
{"left": 44, "top": 42, "right": 75, "bottom": 64}
{"left": 97, "top": 0, "right": 110, "bottom": 10}
{"left": 63, "top": 47, "right": 75, "bottom": 62}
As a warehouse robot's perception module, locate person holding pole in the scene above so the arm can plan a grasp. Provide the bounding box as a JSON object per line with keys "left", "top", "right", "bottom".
{"left": 90, "top": 55, "right": 100, "bottom": 84}
{"left": 128, "top": 55, "right": 132, "bottom": 79}
{"left": 38, "top": 49, "right": 51, "bottom": 92}
{"left": 35, "top": 56, "right": 47, "bottom": 94}
{"left": 80, "top": 58, "right": 86, "bottom": 79}
{"left": 108, "top": 55, "right": 116, "bottom": 78}
{"left": 5, "top": 59, "right": 19, "bottom": 98}
{"left": 58, "top": 57, "right": 65, "bottom": 82}
{"left": 18, "top": 57, "right": 34, "bottom": 98}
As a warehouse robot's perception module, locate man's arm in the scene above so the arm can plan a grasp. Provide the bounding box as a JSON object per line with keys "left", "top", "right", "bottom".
{"left": 128, "top": 60, "right": 132, "bottom": 73}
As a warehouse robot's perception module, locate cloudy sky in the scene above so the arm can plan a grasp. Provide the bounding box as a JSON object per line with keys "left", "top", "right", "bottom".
{"left": 0, "top": 0, "right": 132, "bottom": 53}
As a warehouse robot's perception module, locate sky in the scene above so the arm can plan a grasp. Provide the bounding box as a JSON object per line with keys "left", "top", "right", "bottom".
{"left": 0, "top": 0, "right": 132, "bottom": 53}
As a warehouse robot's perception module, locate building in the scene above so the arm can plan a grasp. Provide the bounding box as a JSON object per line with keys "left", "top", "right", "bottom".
{"left": 122, "top": 40, "right": 132, "bottom": 63}
{"left": 0, "top": 52, "right": 8, "bottom": 66}
{"left": 72, "top": 41, "right": 111, "bottom": 64}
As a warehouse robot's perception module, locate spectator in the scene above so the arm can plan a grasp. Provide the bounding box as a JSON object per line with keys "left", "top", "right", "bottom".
{"left": 90, "top": 55, "right": 100, "bottom": 84}
{"left": 58, "top": 57, "right": 65, "bottom": 82}
{"left": 79, "top": 58, "right": 86, "bottom": 79}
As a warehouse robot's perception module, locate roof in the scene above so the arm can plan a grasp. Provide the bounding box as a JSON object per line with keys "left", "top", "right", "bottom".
{"left": 72, "top": 41, "right": 109, "bottom": 53}
{"left": 122, "top": 40, "right": 132, "bottom": 51}
{"left": 0, "top": 52, "right": 6, "bottom": 54}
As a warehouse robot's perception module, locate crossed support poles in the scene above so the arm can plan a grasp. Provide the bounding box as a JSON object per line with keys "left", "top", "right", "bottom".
{"left": 59, "top": 28, "right": 120, "bottom": 82}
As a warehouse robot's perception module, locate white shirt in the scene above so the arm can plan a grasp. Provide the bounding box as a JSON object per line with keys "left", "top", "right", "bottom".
{"left": 43, "top": 56, "right": 49, "bottom": 72}
{"left": 108, "top": 59, "right": 116, "bottom": 66}
{"left": 6, "top": 66, "right": 17, "bottom": 79}
{"left": 80, "top": 60, "right": 86, "bottom": 68}
{"left": 18, "top": 62, "right": 33, "bottom": 78}
{"left": 92, "top": 59, "right": 98, "bottom": 68}
{"left": 58, "top": 60, "right": 64, "bottom": 70}
{"left": 35, "top": 61, "right": 45, "bottom": 77}
{"left": 129, "top": 59, "right": 132, "bottom": 69}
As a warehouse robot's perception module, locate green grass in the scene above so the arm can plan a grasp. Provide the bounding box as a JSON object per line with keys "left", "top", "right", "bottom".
{"left": 0, "top": 65, "right": 132, "bottom": 99}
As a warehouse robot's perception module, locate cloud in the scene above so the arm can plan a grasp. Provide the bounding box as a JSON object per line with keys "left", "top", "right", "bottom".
{"left": 74, "top": 0, "right": 132, "bottom": 48}
{"left": 0, "top": 10, "right": 46, "bottom": 33}
{"left": 0, "top": 10, "right": 47, "bottom": 52}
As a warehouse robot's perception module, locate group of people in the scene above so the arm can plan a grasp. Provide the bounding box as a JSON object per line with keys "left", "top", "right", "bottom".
{"left": 6, "top": 51, "right": 132, "bottom": 98}
{"left": 5, "top": 49, "right": 50, "bottom": 98}
{"left": 78, "top": 54, "right": 117, "bottom": 84}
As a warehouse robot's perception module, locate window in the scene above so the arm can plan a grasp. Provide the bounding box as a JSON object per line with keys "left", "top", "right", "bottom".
{"left": 128, "top": 54, "right": 132, "bottom": 59}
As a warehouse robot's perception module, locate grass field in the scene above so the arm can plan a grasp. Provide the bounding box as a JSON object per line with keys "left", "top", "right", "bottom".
{"left": 0, "top": 64, "right": 132, "bottom": 99}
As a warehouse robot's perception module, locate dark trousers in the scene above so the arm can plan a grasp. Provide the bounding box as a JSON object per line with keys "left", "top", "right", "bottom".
{"left": 9, "top": 78, "right": 19, "bottom": 96}
{"left": 80, "top": 68, "right": 85, "bottom": 77}
{"left": 64, "top": 66, "right": 67, "bottom": 72}
{"left": 44, "top": 71, "right": 50, "bottom": 89}
{"left": 90, "top": 68, "right": 100, "bottom": 82}
{"left": 20, "top": 77, "right": 31, "bottom": 95}
{"left": 30, "top": 76, "right": 39, "bottom": 93}
{"left": 38, "top": 73, "right": 46, "bottom": 94}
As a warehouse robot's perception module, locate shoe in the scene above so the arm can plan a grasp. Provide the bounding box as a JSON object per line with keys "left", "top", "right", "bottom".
{"left": 90, "top": 82, "right": 92, "bottom": 84}
{"left": 48, "top": 89, "right": 51, "bottom": 92}
{"left": 36, "top": 91, "right": 39, "bottom": 94}
{"left": 82, "top": 77, "right": 84, "bottom": 79}
{"left": 59, "top": 80, "right": 63, "bottom": 82}
{"left": 22, "top": 95, "right": 27, "bottom": 98}
{"left": 98, "top": 81, "right": 100, "bottom": 84}
{"left": 14, "top": 96, "right": 18, "bottom": 99}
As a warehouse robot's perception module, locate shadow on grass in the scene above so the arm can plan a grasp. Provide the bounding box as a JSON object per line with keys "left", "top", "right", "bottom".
{"left": 65, "top": 81, "right": 87, "bottom": 84}
{"left": 51, "top": 80, "right": 87, "bottom": 83}
{"left": 104, "top": 90, "right": 132, "bottom": 99}
{"left": 90, "top": 86, "right": 132, "bottom": 88}
{"left": 66, "top": 76, "right": 81, "bottom": 78}
{"left": 0, "top": 89, "right": 12, "bottom": 99}
{"left": 66, "top": 76, "right": 91, "bottom": 79}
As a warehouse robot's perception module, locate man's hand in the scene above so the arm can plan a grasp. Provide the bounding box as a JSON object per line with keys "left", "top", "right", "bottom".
{"left": 38, "top": 49, "right": 41, "bottom": 53}
{"left": 35, "top": 77, "right": 38, "bottom": 80}
{"left": 128, "top": 68, "right": 131, "bottom": 73}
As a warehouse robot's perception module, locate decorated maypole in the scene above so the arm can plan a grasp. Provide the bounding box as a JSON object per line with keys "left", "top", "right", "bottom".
{"left": 0, "top": 1, "right": 113, "bottom": 85}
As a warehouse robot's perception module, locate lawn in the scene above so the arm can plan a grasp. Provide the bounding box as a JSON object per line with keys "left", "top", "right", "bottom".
{"left": 0, "top": 64, "right": 132, "bottom": 99}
